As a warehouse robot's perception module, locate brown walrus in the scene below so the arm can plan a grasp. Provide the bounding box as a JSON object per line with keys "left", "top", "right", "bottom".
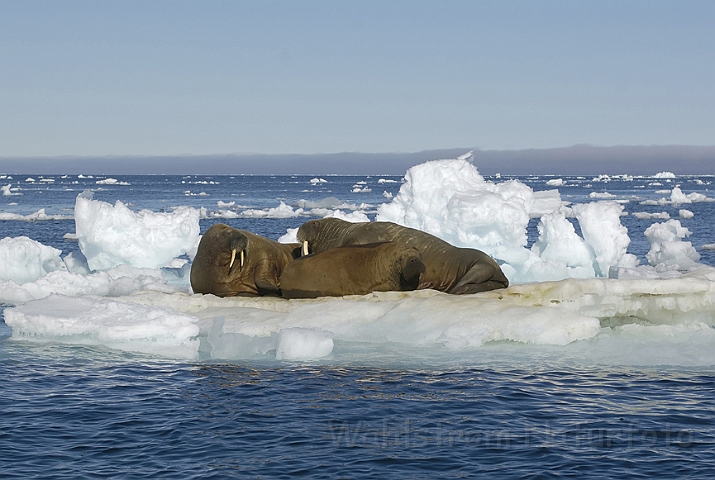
{"left": 190, "top": 223, "right": 301, "bottom": 297}
{"left": 296, "top": 218, "right": 509, "bottom": 294}
{"left": 280, "top": 242, "right": 426, "bottom": 299}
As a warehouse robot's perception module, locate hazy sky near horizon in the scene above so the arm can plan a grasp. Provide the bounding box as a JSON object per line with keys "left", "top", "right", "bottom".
{"left": 1, "top": 0, "right": 713, "bottom": 157}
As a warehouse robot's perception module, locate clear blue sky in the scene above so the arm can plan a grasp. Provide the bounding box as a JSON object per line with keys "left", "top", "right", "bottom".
{"left": 1, "top": 0, "right": 713, "bottom": 156}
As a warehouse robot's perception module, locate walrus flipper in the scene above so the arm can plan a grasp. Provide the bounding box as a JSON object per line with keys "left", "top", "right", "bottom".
{"left": 448, "top": 261, "right": 509, "bottom": 295}
{"left": 253, "top": 261, "right": 282, "bottom": 296}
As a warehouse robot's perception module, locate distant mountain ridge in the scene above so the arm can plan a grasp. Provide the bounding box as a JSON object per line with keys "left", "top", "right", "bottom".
{"left": 2, "top": 145, "right": 714, "bottom": 175}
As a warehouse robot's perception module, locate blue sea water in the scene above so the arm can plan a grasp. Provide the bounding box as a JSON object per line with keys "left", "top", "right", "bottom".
{"left": 2, "top": 172, "right": 715, "bottom": 478}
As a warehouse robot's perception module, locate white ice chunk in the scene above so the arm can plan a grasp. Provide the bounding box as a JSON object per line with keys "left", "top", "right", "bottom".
{"left": 319, "top": 209, "right": 370, "bottom": 222}
{"left": 0, "top": 236, "right": 67, "bottom": 284}
{"left": 670, "top": 187, "right": 692, "bottom": 204}
{"left": 239, "top": 201, "right": 303, "bottom": 218}
{"left": 634, "top": 212, "right": 670, "bottom": 220}
{"left": 572, "top": 201, "right": 637, "bottom": 277}
{"left": 679, "top": 209, "right": 694, "bottom": 219}
{"left": 589, "top": 191, "right": 616, "bottom": 199}
{"left": 671, "top": 187, "right": 712, "bottom": 204}
{"left": 74, "top": 192, "right": 200, "bottom": 271}
{"left": 278, "top": 227, "right": 299, "bottom": 244}
{"left": 645, "top": 219, "right": 701, "bottom": 271}
{"left": 528, "top": 212, "right": 595, "bottom": 280}
{"left": 2, "top": 183, "right": 22, "bottom": 196}
{"left": 95, "top": 178, "right": 130, "bottom": 186}
{"left": 0, "top": 209, "right": 73, "bottom": 221}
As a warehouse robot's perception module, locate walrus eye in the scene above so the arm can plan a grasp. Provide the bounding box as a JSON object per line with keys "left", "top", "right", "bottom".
{"left": 302, "top": 240, "right": 309, "bottom": 256}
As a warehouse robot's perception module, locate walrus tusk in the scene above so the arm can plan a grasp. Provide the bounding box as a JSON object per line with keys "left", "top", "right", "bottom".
{"left": 302, "top": 241, "right": 309, "bottom": 256}
{"left": 229, "top": 249, "right": 245, "bottom": 271}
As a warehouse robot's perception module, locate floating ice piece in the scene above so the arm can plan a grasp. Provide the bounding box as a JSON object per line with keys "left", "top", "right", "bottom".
{"left": 670, "top": 187, "right": 712, "bottom": 204}
{"left": 217, "top": 200, "right": 235, "bottom": 208}
{"left": 378, "top": 178, "right": 398, "bottom": 184}
{"left": 2, "top": 183, "right": 22, "bottom": 196}
{"left": 0, "top": 236, "right": 66, "bottom": 284}
{"left": 239, "top": 201, "right": 304, "bottom": 218}
{"left": 313, "top": 209, "right": 370, "bottom": 223}
{"left": 382, "top": 191, "right": 393, "bottom": 198}
{"left": 74, "top": 191, "right": 200, "bottom": 271}
{"left": 4, "top": 295, "right": 200, "bottom": 359}
{"left": 546, "top": 178, "right": 565, "bottom": 186}
{"left": 9, "top": 267, "right": 715, "bottom": 364}
{"left": 207, "top": 209, "right": 239, "bottom": 219}
{"left": 310, "top": 178, "right": 328, "bottom": 184}
{"left": 679, "top": 209, "right": 694, "bottom": 219}
{"left": 95, "top": 178, "right": 130, "bottom": 186}
{"left": 589, "top": 191, "right": 616, "bottom": 199}
{"left": 0, "top": 209, "right": 73, "bottom": 221}
{"left": 671, "top": 187, "right": 691, "bottom": 204}
{"left": 702, "top": 244, "right": 715, "bottom": 251}
{"left": 654, "top": 172, "right": 676, "bottom": 178}
{"left": 645, "top": 219, "right": 700, "bottom": 270}
{"left": 123, "top": 288, "right": 604, "bottom": 355}
{"left": 634, "top": 212, "right": 670, "bottom": 220}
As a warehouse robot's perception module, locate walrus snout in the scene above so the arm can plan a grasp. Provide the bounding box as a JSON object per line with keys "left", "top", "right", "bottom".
{"left": 399, "top": 254, "right": 426, "bottom": 290}
{"left": 227, "top": 234, "right": 248, "bottom": 271}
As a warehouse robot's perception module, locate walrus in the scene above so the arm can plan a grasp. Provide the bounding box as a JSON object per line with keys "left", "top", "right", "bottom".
{"left": 190, "top": 223, "right": 301, "bottom": 297}
{"left": 280, "top": 242, "right": 426, "bottom": 299}
{"left": 296, "top": 218, "right": 509, "bottom": 294}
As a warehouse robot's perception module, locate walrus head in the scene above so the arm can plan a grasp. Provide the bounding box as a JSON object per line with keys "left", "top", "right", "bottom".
{"left": 398, "top": 251, "right": 426, "bottom": 290}
{"left": 190, "top": 224, "right": 292, "bottom": 297}
{"left": 297, "top": 218, "right": 354, "bottom": 256}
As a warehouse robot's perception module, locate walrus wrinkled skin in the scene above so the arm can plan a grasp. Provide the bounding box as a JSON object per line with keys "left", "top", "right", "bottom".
{"left": 191, "top": 224, "right": 301, "bottom": 297}
{"left": 297, "top": 218, "right": 509, "bottom": 294}
{"left": 280, "top": 242, "right": 426, "bottom": 299}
